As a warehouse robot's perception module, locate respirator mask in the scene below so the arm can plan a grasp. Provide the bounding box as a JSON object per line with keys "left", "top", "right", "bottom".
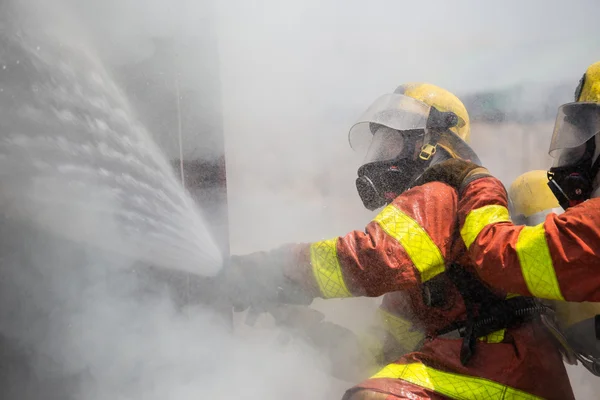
{"left": 547, "top": 102, "right": 600, "bottom": 210}
{"left": 349, "top": 93, "right": 463, "bottom": 211}
{"left": 354, "top": 127, "right": 424, "bottom": 210}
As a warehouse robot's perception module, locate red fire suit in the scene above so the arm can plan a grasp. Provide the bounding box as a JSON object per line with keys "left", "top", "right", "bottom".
{"left": 459, "top": 175, "right": 600, "bottom": 303}
{"left": 273, "top": 181, "right": 573, "bottom": 399}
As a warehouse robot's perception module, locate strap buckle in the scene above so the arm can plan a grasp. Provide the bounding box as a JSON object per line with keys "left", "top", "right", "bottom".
{"left": 419, "top": 143, "right": 437, "bottom": 161}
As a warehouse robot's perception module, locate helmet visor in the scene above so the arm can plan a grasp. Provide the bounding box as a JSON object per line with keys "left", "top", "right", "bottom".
{"left": 549, "top": 102, "right": 600, "bottom": 159}
{"left": 363, "top": 126, "right": 415, "bottom": 164}
{"left": 349, "top": 93, "right": 431, "bottom": 152}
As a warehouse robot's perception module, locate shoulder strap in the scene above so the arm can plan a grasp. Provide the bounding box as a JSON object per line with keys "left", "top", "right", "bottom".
{"left": 440, "top": 263, "right": 551, "bottom": 365}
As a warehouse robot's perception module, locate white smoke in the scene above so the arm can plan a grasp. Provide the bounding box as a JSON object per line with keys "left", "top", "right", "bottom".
{"left": 0, "top": 1, "right": 337, "bottom": 399}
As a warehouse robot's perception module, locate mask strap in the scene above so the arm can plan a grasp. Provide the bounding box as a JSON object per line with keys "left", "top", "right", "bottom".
{"left": 419, "top": 130, "right": 440, "bottom": 161}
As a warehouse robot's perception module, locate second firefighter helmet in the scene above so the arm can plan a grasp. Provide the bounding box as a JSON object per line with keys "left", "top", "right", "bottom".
{"left": 508, "top": 170, "right": 561, "bottom": 225}
{"left": 574, "top": 61, "right": 600, "bottom": 103}
{"left": 349, "top": 82, "right": 480, "bottom": 210}
{"left": 547, "top": 61, "right": 600, "bottom": 209}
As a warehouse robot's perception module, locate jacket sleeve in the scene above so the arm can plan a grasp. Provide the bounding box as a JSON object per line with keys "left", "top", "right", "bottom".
{"left": 279, "top": 182, "right": 459, "bottom": 299}
{"left": 458, "top": 176, "right": 600, "bottom": 302}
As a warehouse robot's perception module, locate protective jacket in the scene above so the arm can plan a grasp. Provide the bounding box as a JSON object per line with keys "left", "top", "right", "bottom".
{"left": 459, "top": 175, "right": 600, "bottom": 303}
{"left": 269, "top": 180, "right": 573, "bottom": 400}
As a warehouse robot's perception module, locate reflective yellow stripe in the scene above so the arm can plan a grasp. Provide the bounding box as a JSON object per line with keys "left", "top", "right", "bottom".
{"left": 480, "top": 329, "right": 505, "bottom": 344}
{"left": 310, "top": 238, "right": 352, "bottom": 298}
{"left": 461, "top": 205, "right": 511, "bottom": 249}
{"left": 378, "top": 309, "right": 424, "bottom": 351}
{"left": 516, "top": 224, "right": 565, "bottom": 301}
{"left": 371, "top": 363, "right": 542, "bottom": 400}
{"left": 373, "top": 204, "right": 445, "bottom": 282}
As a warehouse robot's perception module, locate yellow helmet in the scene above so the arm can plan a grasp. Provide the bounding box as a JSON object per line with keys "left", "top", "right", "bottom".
{"left": 575, "top": 61, "right": 600, "bottom": 102}
{"left": 508, "top": 170, "right": 559, "bottom": 222}
{"left": 394, "top": 83, "right": 471, "bottom": 143}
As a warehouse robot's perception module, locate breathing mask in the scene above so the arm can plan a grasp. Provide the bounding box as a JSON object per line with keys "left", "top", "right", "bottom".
{"left": 547, "top": 102, "right": 600, "bottom": 209}
{"left": 353, "top": 126, "right": 419, "bottom": 210}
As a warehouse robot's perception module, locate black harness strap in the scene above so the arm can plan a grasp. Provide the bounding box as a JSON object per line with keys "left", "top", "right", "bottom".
{"left": 435, "top": 263, "right": 551, "bottom": 365}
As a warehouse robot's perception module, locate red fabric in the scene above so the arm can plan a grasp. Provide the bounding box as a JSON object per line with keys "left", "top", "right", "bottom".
{"left": 273, "top": 180, "right": 574, "bottom": 399}
{"left": 379, "top": 282, "right": 467, "bottom": 338}
{"left": 282, "top": 182, "right": 459, "bottom": 297}
{"left": 347, "top": 323, "right": 572, "bottom": 400}
{"left": 336, "top": 182, "right": 459, "bottom": 296}
{"left": 459, "top": 176, "right": 600, "bottom": 302}
{"left": 282, "top": 182, "right": 459, "bottom": 298}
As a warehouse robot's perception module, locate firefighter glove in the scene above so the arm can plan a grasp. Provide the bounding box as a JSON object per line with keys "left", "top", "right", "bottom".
{"left": 217, "top": 250, "right": 313, "bottom": 313}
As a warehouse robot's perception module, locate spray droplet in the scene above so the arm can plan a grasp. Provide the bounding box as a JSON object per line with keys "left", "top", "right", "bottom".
{"left": 2, "top": 65, "right": 6, "bottom": 70}
{"left": 36, "top": 46, "right": 41, "bottom": 51}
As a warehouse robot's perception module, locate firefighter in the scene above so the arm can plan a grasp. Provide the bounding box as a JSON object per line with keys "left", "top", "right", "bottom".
{"left": 222, "top": 83, "right": 573, "bottom": 399}
{"left": 442, "top": 61, "right": 600, "bottom": 305}
{"left": 508, "top": 169, "right": 600, "bottom": 377}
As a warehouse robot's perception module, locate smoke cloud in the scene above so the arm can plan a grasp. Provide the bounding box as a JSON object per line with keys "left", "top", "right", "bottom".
{"left": 0, "top": 1, "right": 335, "bottom": 399}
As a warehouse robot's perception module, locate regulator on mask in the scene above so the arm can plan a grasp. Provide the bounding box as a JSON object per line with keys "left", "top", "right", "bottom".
{"left": 351, "top": 104, "right": 460, "bottom": 211}
{"left": 547, "top": 102, "right": 600, "bottom": 210}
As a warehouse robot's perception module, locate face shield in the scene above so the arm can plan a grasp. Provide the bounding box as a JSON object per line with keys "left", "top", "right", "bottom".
{"left": 348, "top": 93, "right": 431, "bottom": 157}
{"left": 547, "top": 102, "right": 600, "bottom": 209}
{"left": 549, "top": 102, "right": 600, "bottom": 167}
{"left": 362, "top": 126, "right": 418, "bottom": 164}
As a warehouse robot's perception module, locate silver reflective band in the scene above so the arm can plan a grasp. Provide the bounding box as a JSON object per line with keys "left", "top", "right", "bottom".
{"left": 525, "top": 207, "right": 564, "bottom": 226}
{"left": 525, "top": 210, "right": 552, "bottom": 226}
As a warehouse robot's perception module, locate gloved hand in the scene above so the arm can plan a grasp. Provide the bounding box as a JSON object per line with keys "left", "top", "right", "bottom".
{"left": 216, "top": 249, "right": 313, "bottom": 313}
{"left": 412, "top": 158, "right": 491, "bottom": 192}
{"left": 304, "top": 320, "right": 370, "bottom": 382}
